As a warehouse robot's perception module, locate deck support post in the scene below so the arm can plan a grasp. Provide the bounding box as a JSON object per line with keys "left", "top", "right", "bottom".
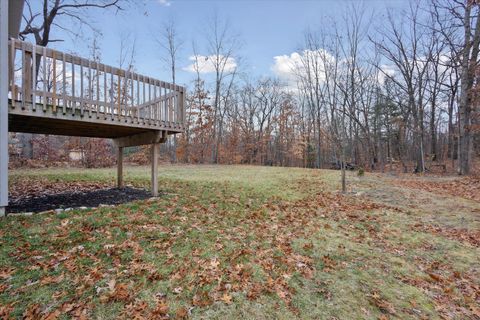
{"left": 0, "top": 0, "right": 9, "bottom": 217}
{"left": 151, "top": 143, "right": 159, "bottom": 197}
{"left": 117, "top": 147, "right": 124, "bottom": 188}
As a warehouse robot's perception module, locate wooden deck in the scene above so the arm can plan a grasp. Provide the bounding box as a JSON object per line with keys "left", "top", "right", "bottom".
{"left": 8, "top": 38, "right": 185, "bottom": 139}
{"left": 2, "top": 38, "right": 186, "bottom": 205}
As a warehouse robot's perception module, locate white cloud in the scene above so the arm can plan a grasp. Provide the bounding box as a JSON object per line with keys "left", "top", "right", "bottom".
{"left": 271, "top": 52, "right": 302, "bottom": 82}
{"left": 273, "top": 50, "right": 403, "bottom": 90}
{"left": 157, "top": 0, "right": 171, "bottom": 7}
{"left": 271, "top": 49, "right": 335, "bottom": 89}
{"left": 377, "top": 64, "right": 396, "bottom": 84}
{"left": 183, "top": 55, "right": 237, "bottom": 74}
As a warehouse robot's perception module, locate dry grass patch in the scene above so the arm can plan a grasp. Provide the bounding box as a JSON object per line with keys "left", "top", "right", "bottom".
{"left": 1, "top": 165, "right": 479, "bottom": 319}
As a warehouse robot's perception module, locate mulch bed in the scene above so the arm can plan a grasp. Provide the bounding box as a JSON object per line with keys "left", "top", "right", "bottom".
{"left": 6, "top": 187, "right": 152, "bottom": 214}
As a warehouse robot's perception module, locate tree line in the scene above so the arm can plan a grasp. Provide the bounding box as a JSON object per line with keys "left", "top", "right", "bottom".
{"left": 174, "top": 1, "right": 480, "bottom": 175}
{"left": 15, "top": 0, "right": 480, "bottom": 175}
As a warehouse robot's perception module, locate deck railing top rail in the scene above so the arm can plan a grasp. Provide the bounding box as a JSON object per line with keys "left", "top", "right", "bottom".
{"left": 8, "top": 38, "right": 186, "bottom": 133}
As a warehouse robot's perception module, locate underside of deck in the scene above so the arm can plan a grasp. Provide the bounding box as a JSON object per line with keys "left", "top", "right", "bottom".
{"left": 8, "top": 104, "right": 181, "bottom": 139}
{"left": 8, "top": 96, "right": 183, "bottom": 138}
{"left": 9, "top": 113, "right": 162, "bottom": 138}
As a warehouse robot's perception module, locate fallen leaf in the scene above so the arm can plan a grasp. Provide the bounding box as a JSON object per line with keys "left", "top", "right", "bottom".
{"left": 173, "top": 286, "right": 183, "bottom": 294}
{"left": 221, "top": 293, "right": 233, "bottom": 304}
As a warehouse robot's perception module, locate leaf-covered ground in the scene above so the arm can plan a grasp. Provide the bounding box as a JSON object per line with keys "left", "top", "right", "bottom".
{"left": 1, "top": 165, "right": 479, "bottom": 319}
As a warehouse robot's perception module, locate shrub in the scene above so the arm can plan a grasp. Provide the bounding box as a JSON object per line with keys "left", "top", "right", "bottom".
{"left": 357, "top": 167, "right": 365, "bottom": 176}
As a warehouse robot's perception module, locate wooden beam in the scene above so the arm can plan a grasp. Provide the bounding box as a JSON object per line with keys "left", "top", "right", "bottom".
{"left": 151, "top": 143, "right": 159, "bottom": 197}
{"left": 113, "top": 130, "right": 167, "bottom": 148}
{"left": 1, "top": 0, "right": 9, "bottom": 216}
{"left": 117, "top": 147, "right": 124, "bottom": 188}
{"left": 8, "top": 108, "right": 183, "bottom": 138}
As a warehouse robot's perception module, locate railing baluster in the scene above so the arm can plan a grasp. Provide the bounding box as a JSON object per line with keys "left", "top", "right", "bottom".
{"left": 177, "top": 88, "right": 181, "bottom": 128}
{"left": 21, "top": 41, "right": 26, "bottom": 109}
{"left": 125, "top": 70, "right": 128, "bottom": 121}
{"left": 176, "top": 87, "right": 180, "bottom": 128}
{"left": 52, "top": 51, "right": 56, "bottom": 112}
{"left": 158, "top": 84, "right": 162, "bottom": 127}
{"left": 169, "top": 84, "right": 173, "bottom": 128}
{"left": 153, "top": 81, "right": 157, "bottom": 126}
{"left": 164, "top": 83, "right": 168, "bottom": 127}
{"left": 96, "top": 62, "right": 100, "bottom": 117}
{"left": 117, "top": 71, "right": 121, "bottom": 120}
{"left": 176, "top": 86, "right": 179, "bottom": 128}
{"left": 160, "top": 83, "right": 164, "bottom": 127}
{"left": 147, "top": 77, "right": 151, "bottom": 125}
{"left": 31, "top": 45, "right": 36, "bottom": 110}
{"left": 80, "top": 59, "right": 84, "bottom": 116}
{"left": 152, "top": 80, "right": 155, "bottom": 125}
{"left": 42, "top": 46, "right": 46, "bottom": 111}
{"left": 173, "top": 85, "right": 178, "bottom": 129}
{"left": 164, "top": 83, "right": 168, "bottom": 126}
{"left": 172, "top": 85, "right": 176, "bottom": 128}
{"left": 10, "top": 39, "right": 16, "bottom": 108}
{"left": 62, "top": 52, "right": 66, "bottom": 114}
{"left": 103, "top": 64, "right": 107, "bottom": 119}
{"left": 158, "top": 82, "right": 162, "bottom": 125}
{"left": 71, "top": 59, "right": 75, "bottom": 115}
{"left": 25, "top": 44, "right": 32, "bottom": 107}
{"left": 182, "top": 88, "right": 186, "bottom": 129}
{"left": 160, "top": 84, "right": 164, "bottom": 127}
{"left": 136, "top": 74, "right": 140, "bottom": 123}
{"left": 147, "top": 82, "right": 150, "bottom": 124}
{"left": 161, "top": 83, "right": 165, "bottom": 126}
{"left": 142, "top": 76, "right": 146, "bottom": 124}
{"left": 88, "top": 60, "right": 92, "bottom": 118}
{"left": 130, "top": 70, "right": 134, "bottom": 123}
{"left": 151, "top": 80, "right": 155, "bottom": 125}
{"left": 159, "top": 84, "right": 163, "bottom": 126}
{"left": 110, "top": 70, "right": 114, "bottom": 120}
{"left": 161, "top": 82, "right": 165, "bottom": 127}
{"left": 171, "top": 85, "right": 175, "bottom": 128}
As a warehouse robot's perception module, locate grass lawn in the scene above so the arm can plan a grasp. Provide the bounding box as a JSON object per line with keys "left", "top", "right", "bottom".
{"left": 1, "top": 165, "right": 479, "bottom": 319}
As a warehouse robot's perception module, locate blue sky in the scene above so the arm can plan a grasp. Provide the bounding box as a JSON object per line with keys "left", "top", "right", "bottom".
{"left": 25, "top": 0, "right": 409, "bottom": 87}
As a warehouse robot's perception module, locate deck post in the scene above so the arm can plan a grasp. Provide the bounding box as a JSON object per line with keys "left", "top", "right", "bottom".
{"left": 117, "top": 147, "right": 124, "bottom": 188}
{"left": 24, "top": 51, "right": 32, "bottom": 103}
{"left": 151, "top": 143, "right": 159, "bottom": 197}
{"left": 0, "top": 0, "right": 9, "bottom": 217}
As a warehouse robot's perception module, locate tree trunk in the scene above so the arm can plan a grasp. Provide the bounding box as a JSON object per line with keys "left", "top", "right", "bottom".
{"left": 341, "top": 147, "right": 346, "bottom": 193}
{"left": 458, "top": 3, "right": 480, "bottom": 175}
{"left": 430, "top": 99, "right": 437, "bottom": 158}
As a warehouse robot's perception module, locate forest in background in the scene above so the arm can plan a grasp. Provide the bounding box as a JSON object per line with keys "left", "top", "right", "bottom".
{"left": 10, "top": 0, "right": 480, "bottom": 175}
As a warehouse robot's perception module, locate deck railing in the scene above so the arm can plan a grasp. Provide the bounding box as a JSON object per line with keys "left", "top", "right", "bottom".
{"left": 8, "top": 38, "right": 185, "bottom": 131}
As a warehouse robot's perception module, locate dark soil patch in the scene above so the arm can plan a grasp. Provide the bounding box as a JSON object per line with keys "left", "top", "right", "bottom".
{"left": 6, "top": 187, "right": 152, "bottom": 214}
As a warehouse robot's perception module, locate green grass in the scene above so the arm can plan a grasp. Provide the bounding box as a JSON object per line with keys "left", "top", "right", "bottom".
{"left": 1, "top": 165, "right": 479, "bottom": 319}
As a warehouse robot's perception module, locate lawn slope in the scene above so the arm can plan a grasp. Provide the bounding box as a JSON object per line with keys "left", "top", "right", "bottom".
{"left": 1, "top": 165, "right": 479, "bottom": 319}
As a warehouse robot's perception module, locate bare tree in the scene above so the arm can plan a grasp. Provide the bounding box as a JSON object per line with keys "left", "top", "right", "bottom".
{"left": 432, "top": 0, "right": 480, "bottom": 174}
{"left": 296, "top": 30, "right": 327, "bottom": 169}
{"left": 155, "top": 19, "right": 183, "bottom": 162}
{"left": 20, "top": 0, "right": 123, "bottom": 47}
{"left": 372, "top": 3, "right": 432, "bottom": 172}
{"left": 205, "top": 13, "right": 241, "bottom": 163}
{"left": 20, "top": 0, "right": 125, "bottom": 82}
{"left": 155, "top": 19, "right": 183, "bottom": 85}
{"left": 116, "top": 31, "right": 136, "bottom": 108}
